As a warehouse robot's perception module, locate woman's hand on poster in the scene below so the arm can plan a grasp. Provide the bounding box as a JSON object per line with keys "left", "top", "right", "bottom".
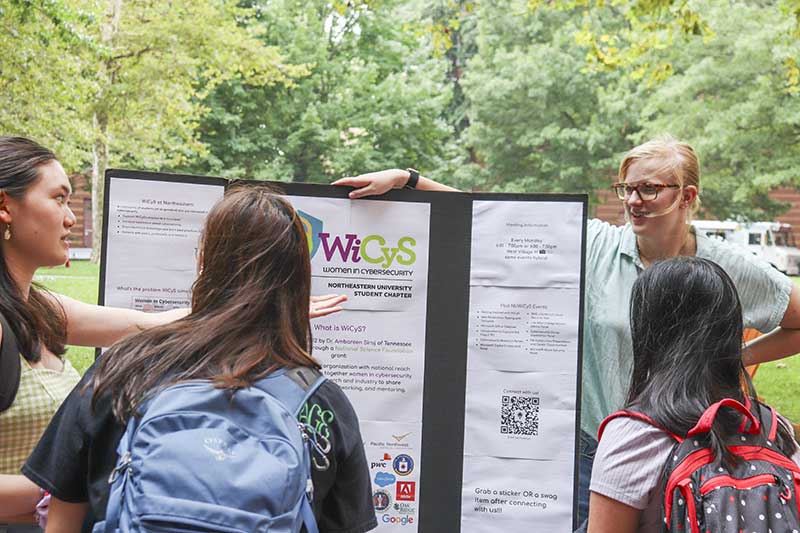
{"left": 310, "top": 294, "right": 347, "bottom": 319}
{"left": 332, "top": 169, "right": 409, "bottom": 199}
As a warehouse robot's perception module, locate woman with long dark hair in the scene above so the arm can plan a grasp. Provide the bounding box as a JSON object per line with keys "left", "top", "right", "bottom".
{"left": 22, "top": 186, "right": 376, "bottom": 533}
{"left": 0, "top": 136, "right": 345, "bottom": 529}
{"left": 587, "top": 257, "right": 800, "bottom": 532}
{"left": 0, "top": 136, "right": 181, "bottom": 530}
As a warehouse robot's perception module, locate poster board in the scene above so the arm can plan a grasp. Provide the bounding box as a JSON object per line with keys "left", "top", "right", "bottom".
{"left": 100, "top": 169, "right": 587, "bottom": 532}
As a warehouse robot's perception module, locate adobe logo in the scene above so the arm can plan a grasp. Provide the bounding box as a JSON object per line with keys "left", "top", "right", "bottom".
{"left": 396, "top": 481, "right": 416, "bottom": 502}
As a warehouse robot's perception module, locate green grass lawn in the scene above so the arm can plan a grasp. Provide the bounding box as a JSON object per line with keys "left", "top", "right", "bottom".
{"left": 749, "top": 276, "right": 800, "bottom": 422}
{"left": 35, "top": 265, "right": 800, "bottom": 421}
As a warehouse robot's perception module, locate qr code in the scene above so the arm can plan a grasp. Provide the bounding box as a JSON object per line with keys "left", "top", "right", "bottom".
{"left": 500, "top": 395, "right": 539, "bottom": 436}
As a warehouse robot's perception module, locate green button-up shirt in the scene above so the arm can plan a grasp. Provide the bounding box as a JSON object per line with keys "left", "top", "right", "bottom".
{"left": 581, "top": 219, "right": 792, "bottom": 436}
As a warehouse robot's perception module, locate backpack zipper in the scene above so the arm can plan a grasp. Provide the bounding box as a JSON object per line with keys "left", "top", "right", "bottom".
{"left": 698, "top": 473, "right": 779, "bottom": 495}
{"left": 664, "top": 449, "right": 714, "bottom": 524}
{"left": 729, "top": 445, "right": 800, "bottom": 517}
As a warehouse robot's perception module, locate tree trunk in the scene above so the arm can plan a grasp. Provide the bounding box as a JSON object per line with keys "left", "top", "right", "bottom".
{"left": 90, "top": 0, "right": 122, "bottom": 262}
{"left": 90, "top": 112, "right": 108, "bottom": 263}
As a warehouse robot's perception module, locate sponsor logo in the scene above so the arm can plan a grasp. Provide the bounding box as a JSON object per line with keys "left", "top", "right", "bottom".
{"left": 396, "top": 481, "right": 416, "bottom": 502}
{"left": 382, "top": 514, "right": 414, "bottom": 525}
{"left": 392, "top": 432, "right": 413, "bottom": 443}
{"left": 393, "top": 502, "right": 416, "bottom": 515}
{"left": 392, "top": 454, "right": 414, "bottom": 476}
{"left": 298, "top": 211, "right": 323, "bottom": 259}
{"left": 371, "top": 461, "right": 388, "bottom": 470}
{"left": 374, "top": 472, "right": 396, "bottom": 488}
{"left": 373, "top": 489, "right": 392, "bottom": 511}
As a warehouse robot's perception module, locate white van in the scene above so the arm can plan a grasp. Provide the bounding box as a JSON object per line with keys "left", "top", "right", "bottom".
{"left": 691, "top": 220, "right": 800, "bottom": 275}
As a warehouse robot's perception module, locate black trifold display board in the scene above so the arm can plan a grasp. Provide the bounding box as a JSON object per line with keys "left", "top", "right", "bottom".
{"left": 100, "top": 169, "right": 587, "bottom": 533}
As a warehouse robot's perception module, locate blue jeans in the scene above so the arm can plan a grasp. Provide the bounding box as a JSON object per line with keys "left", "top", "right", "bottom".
{"left": 577, "top": 430, "right": 598, "bottom": 528}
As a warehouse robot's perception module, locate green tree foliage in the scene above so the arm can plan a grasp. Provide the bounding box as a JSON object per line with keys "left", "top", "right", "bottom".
{"left": 0, "top": 0, "right": 95, "bottom": 169}
{"left": 635, "top": 0, "right": 800, "bottom": 220}
{"left": 455, "top": 0, "right": 636, "bottom": 195}
{"left": 3, "top": 0, "right": 800, "bottom": 226}
{"left": 529, "top": 0, "right": 715, "bottom": 84}
{"left": 184, "top": 0, "right": 454, "bottom": 183}
{"left": 2, "top": 0, "right": 305, "bottom": 258}
{"left": 84, "top": 0, "right": 307, "bottom": 257}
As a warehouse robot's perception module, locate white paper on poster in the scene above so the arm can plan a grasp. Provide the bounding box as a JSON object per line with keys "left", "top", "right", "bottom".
{"left": 104, "top": 178, "right": 224, "bottom": 310}
{"left": 470, "top": 200, "right": 583, "bottom": 288}
{"left": 463, "top": 370, "right": 576, "bottom": 461}
{"left": 283, "top": 197, "right": 429, "bottom": 532}
{"left": 360, "top": 420, "right": 422, "bottom": 533}
{"left": 462, "top": 199, "right": 583, "bottom": 532}
{"left": 310, "top": 314, "right": 425, "bottom": 423}
{"left": 461, "top": 456, "right": 575, "bottom": 533}
{"left": 284, "top": 196, "right": 430, "bottom": 424}
{"left": 467, "top": 286, "right": 580, "bottom": 373}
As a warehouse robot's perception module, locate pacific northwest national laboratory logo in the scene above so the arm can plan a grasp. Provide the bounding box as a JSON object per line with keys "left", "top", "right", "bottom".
{"left": 297, "top": 210, "right": 417, "bottom": 268}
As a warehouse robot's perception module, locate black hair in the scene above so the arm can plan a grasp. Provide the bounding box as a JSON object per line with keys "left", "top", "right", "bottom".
{"left": 0, "top": 136, "right": 67, "bottom": 363}
{"left": 627, "top": 256, "right": 796, "bottom": 463}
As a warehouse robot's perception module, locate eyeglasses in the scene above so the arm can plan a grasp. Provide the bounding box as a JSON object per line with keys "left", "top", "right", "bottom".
{"left": 611, "top": 183, "right": 680, "bottom": 201}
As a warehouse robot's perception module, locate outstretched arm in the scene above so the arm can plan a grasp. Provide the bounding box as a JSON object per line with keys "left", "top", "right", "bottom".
{"left": 332, "top": 169, "right": 459, "bottom": 199}
{"left": 744, "top": 284, "right": 800, "bottom": 365}
{"left": 54, "top": 293, "right": 189, "bottom": 348}
{"left": 54, "top": 292, "right": 347, "bottom": 348}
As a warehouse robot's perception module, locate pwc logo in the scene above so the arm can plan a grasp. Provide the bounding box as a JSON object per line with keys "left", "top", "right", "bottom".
{"left": 297, "top": 211, "right": 416, "bottom": 267}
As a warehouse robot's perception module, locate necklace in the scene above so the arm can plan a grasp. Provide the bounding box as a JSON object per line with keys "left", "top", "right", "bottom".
{"left": 637, "top": 225, "right": 695, "bottom": 267}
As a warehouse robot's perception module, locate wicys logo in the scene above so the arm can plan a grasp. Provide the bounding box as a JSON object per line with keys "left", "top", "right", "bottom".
{"left": 298, "top": 210, "right": 323, "bottom": 259}
{"left": 298, "top": 210, "right": 416, "bottom": 268}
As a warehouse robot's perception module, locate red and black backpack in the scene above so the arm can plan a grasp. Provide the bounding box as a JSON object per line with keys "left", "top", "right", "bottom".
{"left": 599, "top": 398, "right": 800, "bottom": 533}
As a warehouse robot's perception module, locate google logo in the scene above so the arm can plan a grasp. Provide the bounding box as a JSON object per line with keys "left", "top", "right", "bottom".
{"left": 382, "top": 514, "right": 414, "bottom": 525}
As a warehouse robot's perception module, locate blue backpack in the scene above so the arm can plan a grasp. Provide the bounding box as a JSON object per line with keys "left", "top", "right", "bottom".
{"left": 94, "top": 367, "right": 329, "bottom": 533}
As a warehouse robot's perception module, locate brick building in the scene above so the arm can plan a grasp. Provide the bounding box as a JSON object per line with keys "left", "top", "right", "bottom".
{"left": 68, "top": 172, "right": 93, "bottom": 258}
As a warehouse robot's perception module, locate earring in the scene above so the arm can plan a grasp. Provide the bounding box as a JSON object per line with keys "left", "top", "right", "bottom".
{"left": 3, "top": 224, "right": 10, "bottom": 241}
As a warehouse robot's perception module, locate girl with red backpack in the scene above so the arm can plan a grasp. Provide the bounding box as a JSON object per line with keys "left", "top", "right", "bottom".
{"left": 587, "top": 257, "right": 800, "bottom": 533}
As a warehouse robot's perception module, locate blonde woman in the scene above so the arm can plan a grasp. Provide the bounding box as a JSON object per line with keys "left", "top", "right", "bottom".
{"left": 333, "top": 136, "right": 800, "bottom": 524}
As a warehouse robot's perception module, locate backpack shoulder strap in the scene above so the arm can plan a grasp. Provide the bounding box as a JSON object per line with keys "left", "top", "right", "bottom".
{"left": 255, "top": 367, "right": 327, "bottom": 416}
{"left": 286, "top": 366, "right": 327, "bottom": 415}
{"left": 598, "top": 410, "right": 684, "bottom": 443}
{"left": 753, "top": 400, "right": 779, "bottom": 443}
{"left": 262, "top": 368, "right": 325, "bottom": 533}
{"left": 0, "top": 311, "right": 21, "bottom": 413}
